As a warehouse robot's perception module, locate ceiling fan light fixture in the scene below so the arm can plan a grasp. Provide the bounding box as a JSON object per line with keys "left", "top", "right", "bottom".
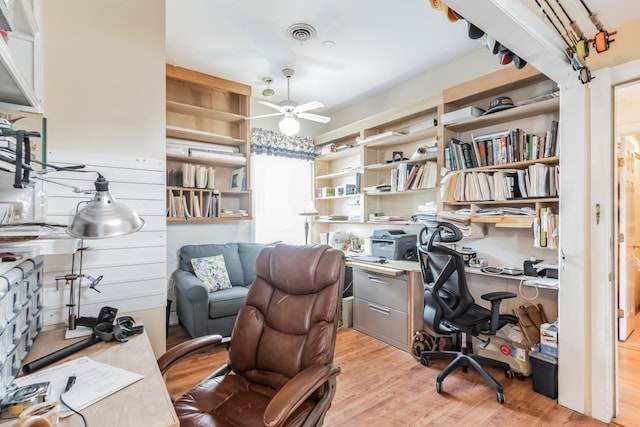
{"left": 261, "top": 77, "right": 275, "bottom": 97}
{"left": 279, "top": 114, "right": 300, "bottom": 136}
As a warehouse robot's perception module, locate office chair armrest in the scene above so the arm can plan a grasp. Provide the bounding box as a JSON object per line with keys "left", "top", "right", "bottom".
{"left": 481, "top": 291, "right": 517, "bottom": 302}
{"left": 481, "top": 292, "right": 516, "bottom": 335}
{"left": 157, "top": 334, "right": 225, "bottom": 375}
{"left": 264, "top": 364, "right": 341, "bottom": 427}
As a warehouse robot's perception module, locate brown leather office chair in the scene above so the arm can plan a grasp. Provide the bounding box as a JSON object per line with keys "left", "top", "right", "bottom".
{"left": 158, "top": 244, "right": 345, "bottom": 427}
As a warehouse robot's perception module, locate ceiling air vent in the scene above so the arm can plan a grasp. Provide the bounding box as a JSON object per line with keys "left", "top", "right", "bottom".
{"left": 287, "top": 23, "right": 317, "bottom": 43}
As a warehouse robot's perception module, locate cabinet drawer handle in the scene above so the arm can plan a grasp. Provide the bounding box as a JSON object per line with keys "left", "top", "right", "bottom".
{"left": 368, "top": 303, "right": 390, "bottom": 315}
{"left": 367, "top": 276, "right": 389, "bottom": 285}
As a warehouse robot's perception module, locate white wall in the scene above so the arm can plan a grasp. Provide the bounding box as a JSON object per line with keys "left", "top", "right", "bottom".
{"left": 327, "top": 48, "right": 501, "bottom": 129}
{"left": 41, "top": 0, "right": 167, "bottom": 354}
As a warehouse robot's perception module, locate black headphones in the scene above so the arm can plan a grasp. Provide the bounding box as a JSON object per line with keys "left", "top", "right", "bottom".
{"left": 93, "top": 316, "right": 144, "bottom": 343}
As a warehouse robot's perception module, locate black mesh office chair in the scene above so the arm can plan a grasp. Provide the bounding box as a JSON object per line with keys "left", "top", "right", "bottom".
{"left": 417, "top": 221, "right": 519, "bottom": 404}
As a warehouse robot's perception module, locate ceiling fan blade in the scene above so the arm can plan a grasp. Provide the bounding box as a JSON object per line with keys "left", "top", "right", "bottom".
{"left": 258, "top": 101, "right": 286, "bottom": 113}
{"left": 297, "top": 112, "right": 331, "bottom": 124}
{"left": 246, "top": 112, "right": 283, "bottom": 120}
{"left": 294, "top": 101, "right": 324, "bottom": 113}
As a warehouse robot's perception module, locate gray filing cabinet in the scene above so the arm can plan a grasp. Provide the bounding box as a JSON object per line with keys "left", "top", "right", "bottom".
{"left": 353, "top": 268, "right": 408, "bottom": 350}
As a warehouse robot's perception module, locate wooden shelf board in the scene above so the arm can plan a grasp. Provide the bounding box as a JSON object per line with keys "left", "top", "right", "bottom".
{"left": 316, "top": 146, "right": 362, "bottom": 162}
{"left": 365, "top": 220, "right": 411, "bottom": 225}
{"left": 166, "top": 101, "right": 245, "bottom": 122}
{"left": 445, "top": 97, "right": 559, "bottom": 133}
{"left": 471, "top": 215, "right": 535, "bottom": 228}
{"left": 449, "top": 156, "right": 559, "bottom": 172}
{"left": 366, "top": 156, "right": 437, "bottom": 171}
{"left": 315, "top": 220, "right": 364, "bottom": 224}
{"left": 444, "top": 197, "right": 559, "bottom": 206}
{"left": 316, "top": 168, "right": 363, "bottom": 180}
{"left": 365, "top": 188, "right": 436, "bottom": 196}
{"left": 166, "top": 153, "right": 246, "bottom": 168}
{"left": 314, "top": 194, "right": 362, "bottom": 200}
{"left": 361, "top": 127, "right": 437, "bottom": 149}
{"left": 166, "top": 125, "right": 245, "bottom": 146}
{"left": 167, "top": 216, "right": 252, "bottom": 222}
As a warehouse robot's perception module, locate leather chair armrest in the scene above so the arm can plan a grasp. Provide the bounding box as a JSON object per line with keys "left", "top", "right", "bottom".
{"left": 481, "top": 292, "right": 517, "bottom": 335}
{"left": 264, "top": 364, "right": 341, "bottom": 427}
{"left": 157, "top": 334, "right": 224, "bottom": 375}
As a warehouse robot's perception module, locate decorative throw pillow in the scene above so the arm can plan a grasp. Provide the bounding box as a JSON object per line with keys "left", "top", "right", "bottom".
{"left": 190, "top": 255, "right": 232, "bottom": 292}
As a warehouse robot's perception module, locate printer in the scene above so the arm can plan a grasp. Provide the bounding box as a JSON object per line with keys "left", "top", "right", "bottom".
{"left": 371, "top": 229, "right": 417, "bottom": 261}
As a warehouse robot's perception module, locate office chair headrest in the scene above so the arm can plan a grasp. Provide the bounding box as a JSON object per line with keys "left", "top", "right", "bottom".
{"left": 419, "top": 221, "right": 463, "bottom": 248}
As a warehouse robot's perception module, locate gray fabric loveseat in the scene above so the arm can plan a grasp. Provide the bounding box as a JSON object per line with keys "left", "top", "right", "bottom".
{"left": 172, "top": 242, "right": 269, "bottom": 338}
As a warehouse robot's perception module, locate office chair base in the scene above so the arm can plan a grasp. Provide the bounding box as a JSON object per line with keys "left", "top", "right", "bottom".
{"left": 420, "top": 349, "right": 510, "bottom": 404}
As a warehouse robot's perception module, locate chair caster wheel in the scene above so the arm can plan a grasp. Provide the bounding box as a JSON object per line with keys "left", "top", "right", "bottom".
{"left": 436, "top": 382, "right": 443, "bottom": 393}
{"left": 505, "top": 369, "right": 514, "bottom": 379}
{"left": 497, "top": 392, "right": 506, "bottom": 404}
{"left": 516, "top": 373, "right": 525, "bottom": 381}
{"left": 461, "top": 365, "right": 468, "bottom": 373}
{"left": 420, "top": 355, "right": 430, "bottom": 366}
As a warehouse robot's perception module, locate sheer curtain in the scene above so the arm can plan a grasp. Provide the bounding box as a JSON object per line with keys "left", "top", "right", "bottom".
{"left": 251, "top": 128, "right": 315, "bottom": 244}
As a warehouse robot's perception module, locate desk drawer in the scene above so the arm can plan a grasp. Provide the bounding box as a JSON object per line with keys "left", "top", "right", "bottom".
{"left": 353, "top": 269, "right": 407, "bottom": 312}
{"left": 353, "top": 297, "right": 408, "bottom": 348}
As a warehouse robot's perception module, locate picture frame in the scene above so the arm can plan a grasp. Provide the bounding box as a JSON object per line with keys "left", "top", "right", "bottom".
{"left": 230, "top": 166, "right": 246, "bottom": 191}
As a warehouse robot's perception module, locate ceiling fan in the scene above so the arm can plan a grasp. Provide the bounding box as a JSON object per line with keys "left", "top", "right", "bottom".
{"left": 247, "top": 68, "right": 330, "bottom": 135}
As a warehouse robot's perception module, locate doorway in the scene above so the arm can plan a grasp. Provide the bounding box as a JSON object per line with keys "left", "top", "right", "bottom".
{"left": 613, "top": 81, "right": 640, "bottom": 426}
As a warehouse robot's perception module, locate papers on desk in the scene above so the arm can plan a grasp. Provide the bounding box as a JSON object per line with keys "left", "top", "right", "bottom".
{"left": 524, "top": 277, "right": 559, "bottom": 289}
{"left": 13, "top": 356, "right": 143, "bottom": 418}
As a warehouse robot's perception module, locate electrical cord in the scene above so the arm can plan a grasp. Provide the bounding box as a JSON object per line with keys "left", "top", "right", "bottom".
{"left": 59, "top": 376, "right": 89, "bottom": 427}
{"left": 518, "top": 278, "right": 540, "bottom": 301}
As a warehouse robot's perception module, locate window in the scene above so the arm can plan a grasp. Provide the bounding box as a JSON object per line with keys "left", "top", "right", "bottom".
{"left": 250, "top": 128, "right": 315, "bottom": 244}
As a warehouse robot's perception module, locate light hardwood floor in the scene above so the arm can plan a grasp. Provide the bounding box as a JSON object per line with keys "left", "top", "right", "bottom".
{"left": 613, "top": 312, "right": 640, "bottom": 426}
{"left": 166, "top": 325, "right": 605, "bottom": 426}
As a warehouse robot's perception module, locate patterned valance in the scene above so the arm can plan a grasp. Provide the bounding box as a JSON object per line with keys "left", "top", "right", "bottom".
{"left": 251, "top": 128, "right": 316, "bottom": 161}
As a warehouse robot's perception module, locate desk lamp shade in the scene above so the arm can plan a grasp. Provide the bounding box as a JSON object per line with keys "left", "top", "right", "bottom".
{"left": 67, "top": 175, "right": 145, "bottom": 239}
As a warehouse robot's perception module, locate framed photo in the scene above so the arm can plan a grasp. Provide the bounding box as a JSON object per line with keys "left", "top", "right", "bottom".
{"left": 230, "top": 166, "right": 246, "bottom": 190}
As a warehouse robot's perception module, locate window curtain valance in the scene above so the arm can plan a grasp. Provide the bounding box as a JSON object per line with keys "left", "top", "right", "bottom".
{"left": 251, "top": 128, "right": 316, "bottom": 161}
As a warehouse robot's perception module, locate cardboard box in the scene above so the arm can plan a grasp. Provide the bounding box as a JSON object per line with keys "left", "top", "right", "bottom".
{"left": 540, "top": 321, "right": 558, "bottom": 358}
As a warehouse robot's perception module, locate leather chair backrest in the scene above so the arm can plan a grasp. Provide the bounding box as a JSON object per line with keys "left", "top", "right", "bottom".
{"left": 228, "top": 244, "right": 345, "bottom": 392}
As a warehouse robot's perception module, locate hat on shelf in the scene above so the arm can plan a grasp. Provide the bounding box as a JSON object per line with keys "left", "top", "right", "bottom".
{"left": 467, "top": 21, "right": 484, "bottom": 39}
{"left": 497, "top": 44, "right": 513, "bottom": 65}
{"left": 483, "top": 96, "right": 515, "bottom": 115}
{"left": 481, "top": 33, "right": 499, "bottom": 55}
{"left": 513, "top": 54, "right": 528, "bottom": 70}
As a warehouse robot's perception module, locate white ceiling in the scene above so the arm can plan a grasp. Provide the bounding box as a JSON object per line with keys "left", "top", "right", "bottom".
{"left": 166, "top": 0, "right": 640, "bottom": 116}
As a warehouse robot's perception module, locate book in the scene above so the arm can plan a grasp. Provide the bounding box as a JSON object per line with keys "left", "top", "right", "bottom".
{"left": 403, "top": 164, "right": 419, "bottom": 190}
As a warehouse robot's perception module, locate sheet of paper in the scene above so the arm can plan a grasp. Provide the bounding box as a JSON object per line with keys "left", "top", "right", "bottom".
{"left": 13, "top": 356, "right": 144, "bottom": 418}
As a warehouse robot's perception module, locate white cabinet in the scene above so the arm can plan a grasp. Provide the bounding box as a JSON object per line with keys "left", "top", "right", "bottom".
{"left": 0, "top": 0, "right": 41, "bottom": 109}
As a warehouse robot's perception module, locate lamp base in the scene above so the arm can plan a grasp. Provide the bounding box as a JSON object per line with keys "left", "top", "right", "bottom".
{"left": 64, "top": 325, "right": 94, "bottom": 340}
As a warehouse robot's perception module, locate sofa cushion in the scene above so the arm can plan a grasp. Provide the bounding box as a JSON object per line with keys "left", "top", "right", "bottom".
{"left": 180, "top": 243, "right": 245, "bottom": 286}
{"left": 191, "top": 255, "right": 233, "bottom": 292}
{"left": 238, "top": 242, "right": 269, "bottom": 286}
{"left": 209, "top": 286, "right": 250, "bottom": 318}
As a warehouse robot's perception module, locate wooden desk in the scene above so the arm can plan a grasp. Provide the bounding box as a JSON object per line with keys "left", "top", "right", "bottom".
{"left": 16, "top": 329, "right": 178, "bottom": 427}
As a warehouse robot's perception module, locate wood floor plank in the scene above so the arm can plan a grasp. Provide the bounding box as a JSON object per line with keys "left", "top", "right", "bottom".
{"left": 165, "top": 325, "right": 611, "bottom": 426}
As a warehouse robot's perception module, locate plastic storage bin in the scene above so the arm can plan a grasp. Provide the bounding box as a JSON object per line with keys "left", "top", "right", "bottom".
{"left": 530, "top": 350, "right": 558, "bottom": 399}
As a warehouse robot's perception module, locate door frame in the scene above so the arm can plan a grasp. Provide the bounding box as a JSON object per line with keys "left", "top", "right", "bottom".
{"left": 589, "top": 58, "right": 640, "bottom": 422}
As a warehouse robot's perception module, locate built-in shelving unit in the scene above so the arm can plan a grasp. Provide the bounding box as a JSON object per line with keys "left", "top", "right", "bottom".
{"left": 313, "top": 94, "right": 441, "bottom": 233}
{"left": 165, "top": 65, "right": 252, "bottom": 221}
